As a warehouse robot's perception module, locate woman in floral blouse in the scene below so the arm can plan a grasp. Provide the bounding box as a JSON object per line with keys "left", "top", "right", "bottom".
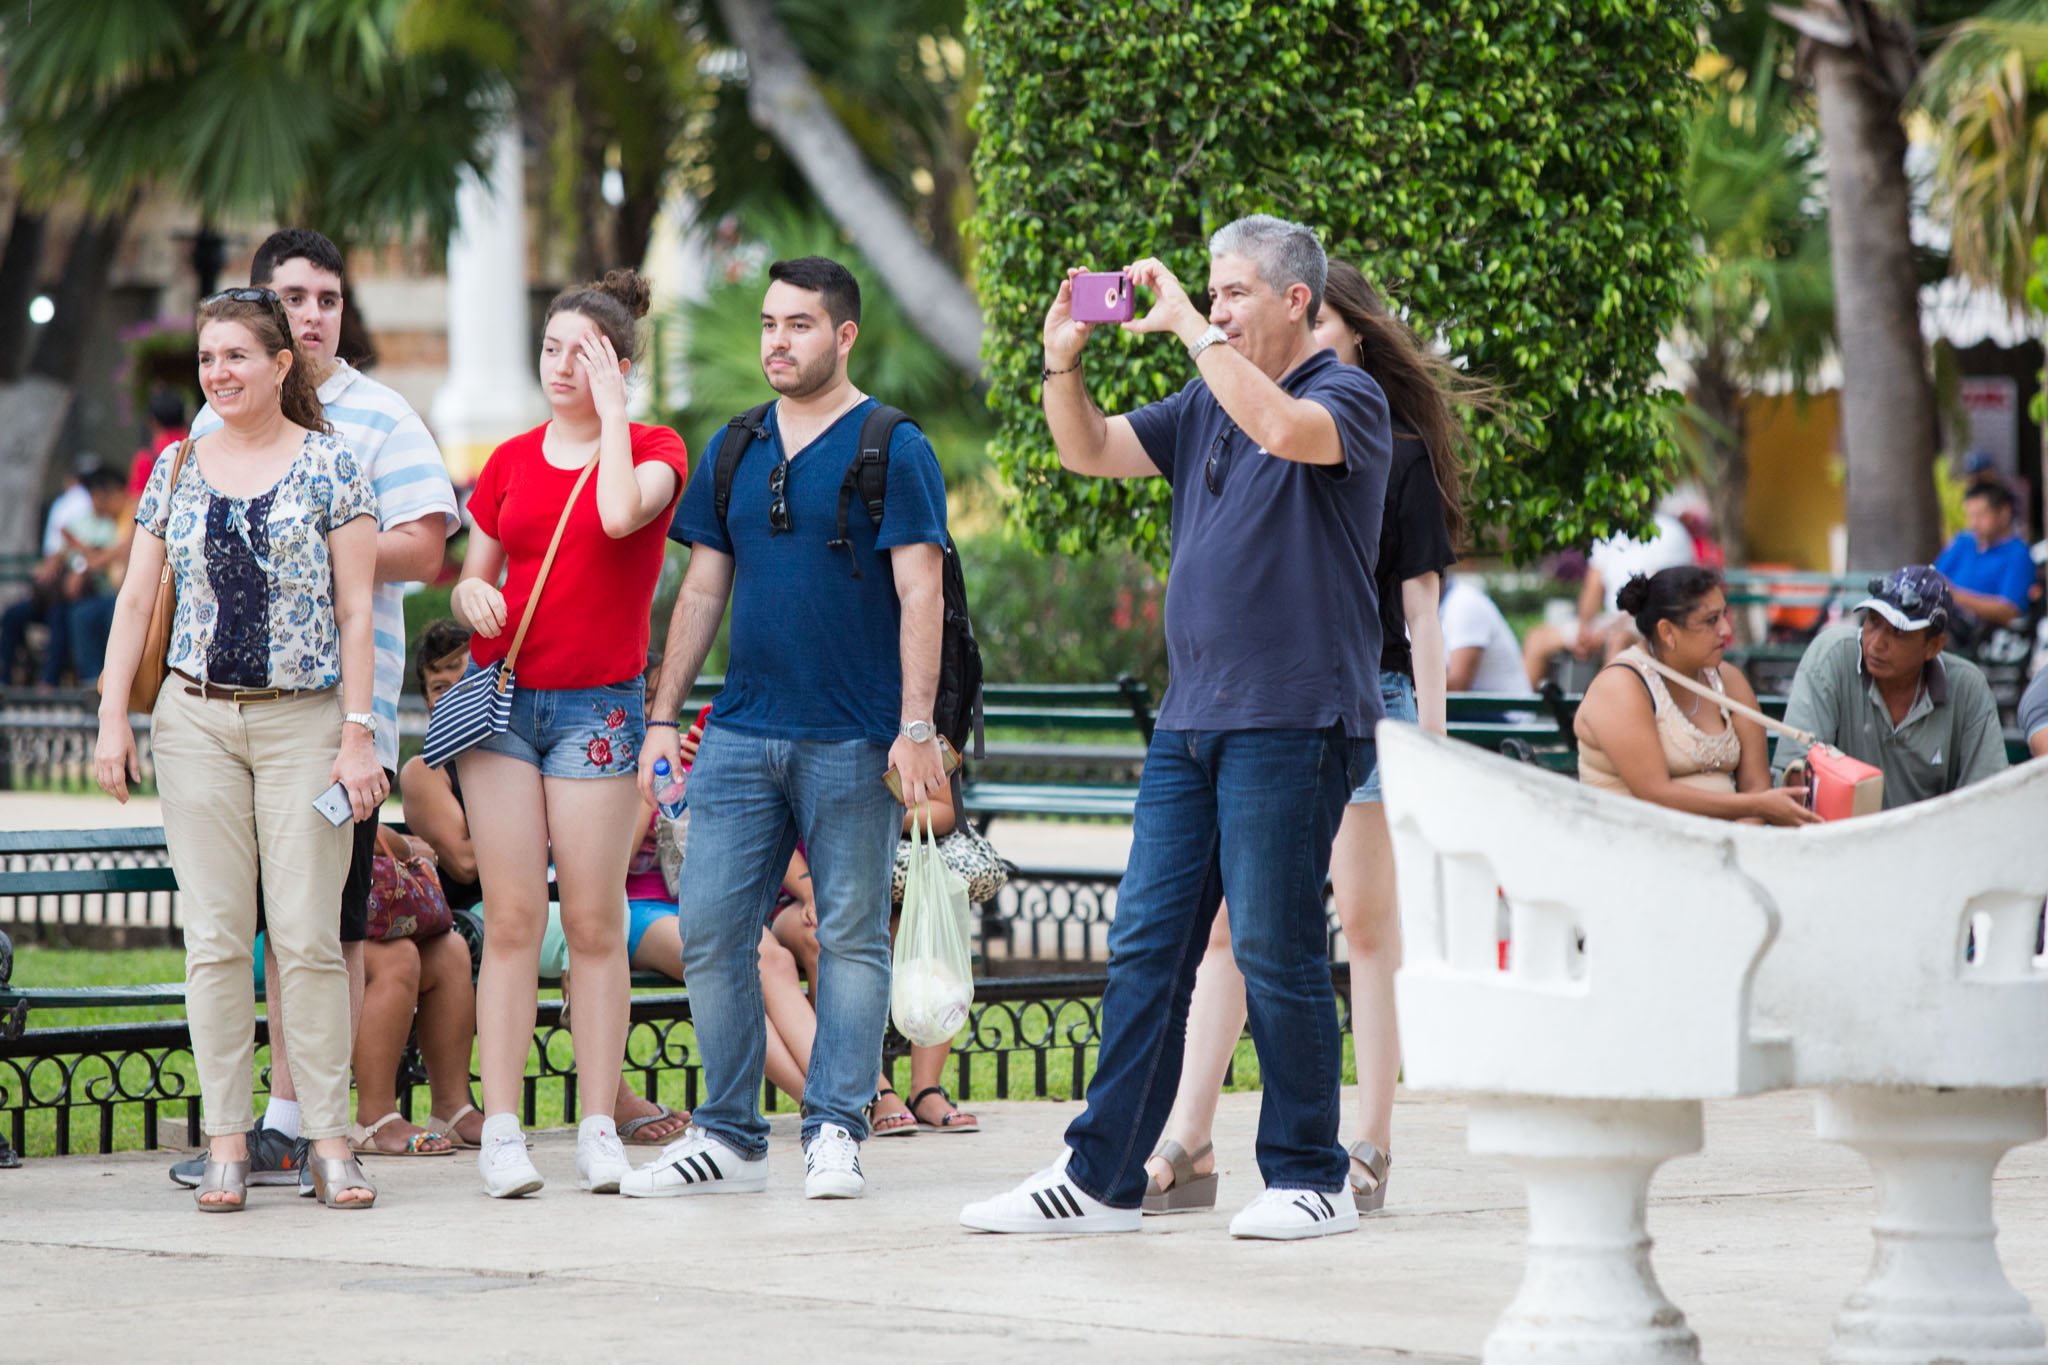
{"left": 94, "top": 288, "right": 382, "bottom": 1212}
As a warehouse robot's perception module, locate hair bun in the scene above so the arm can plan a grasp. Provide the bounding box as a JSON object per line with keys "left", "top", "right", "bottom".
{"left": 597, "top": 268, "right": 652, "bottom": 320}
{"left": 1614, "top": 574, "right": 1652, "bottom": 616}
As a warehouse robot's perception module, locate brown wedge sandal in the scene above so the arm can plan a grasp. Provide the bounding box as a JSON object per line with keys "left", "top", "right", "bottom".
{"left": 1348, "top": 1140, "right": 1391, "bottom": 1213}
{"left": 1140, "top": 1139, "right": 1217, "bottom": 1214}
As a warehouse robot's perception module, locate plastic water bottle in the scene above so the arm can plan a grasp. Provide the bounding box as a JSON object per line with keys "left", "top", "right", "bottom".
{"left": 652, "top": 758, "right": 688, "bottom": 823}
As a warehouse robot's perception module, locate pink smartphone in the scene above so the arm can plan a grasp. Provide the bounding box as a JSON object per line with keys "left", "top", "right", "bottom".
{"left": 1070, "top": 271, "right": 1136, "bottom": 323}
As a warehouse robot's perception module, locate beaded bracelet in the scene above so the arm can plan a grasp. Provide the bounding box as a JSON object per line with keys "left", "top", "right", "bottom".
{"left": 646, "top": 719, "right": 680, "bottom": 729}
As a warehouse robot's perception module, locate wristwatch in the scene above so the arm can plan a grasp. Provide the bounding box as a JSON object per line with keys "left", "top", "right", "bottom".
{"left": 1187, "top": 325, "right": 1229, "bottom": 361}
{"left": 343, "top": 711, "right": 378, "bottom": 735}
{"left": 901, "top": 720, "right": 936, "bottom": 744}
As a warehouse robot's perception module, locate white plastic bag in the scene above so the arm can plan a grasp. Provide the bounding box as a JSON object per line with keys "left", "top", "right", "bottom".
{"left": 890, "top": 809, "right": 975, "bottom": 1046}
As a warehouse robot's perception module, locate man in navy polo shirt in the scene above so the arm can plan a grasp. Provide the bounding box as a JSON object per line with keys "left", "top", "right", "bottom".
{"left": 962, "top": 214, "right": 1393, "bottom": 1241}
{"left": 627, "top": 256, "right": 950, "bottom": 1203}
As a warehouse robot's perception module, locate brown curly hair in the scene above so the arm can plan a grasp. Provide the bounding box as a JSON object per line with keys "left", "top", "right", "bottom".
{"left": 195, "top": 291, "right": 332, "bottom": 435}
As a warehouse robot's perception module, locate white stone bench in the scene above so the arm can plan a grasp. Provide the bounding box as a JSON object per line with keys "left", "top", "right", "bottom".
{"left": 1734, "top": 757, "right": 2048, "bottom": 1365}
{"left": 1381, "top": 723, "right": 1787, "bottom": 1363}
{"left": 1380, "top": 723, "right": 2048, "bottom": 1364}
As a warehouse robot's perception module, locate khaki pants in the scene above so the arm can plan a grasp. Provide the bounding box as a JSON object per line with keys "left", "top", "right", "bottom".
{"left": 153, "top": 683, "right": 353, "bottom": 1138}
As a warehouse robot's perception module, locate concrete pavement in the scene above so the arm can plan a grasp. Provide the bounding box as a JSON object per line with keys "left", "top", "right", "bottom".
{"left": 4, "top": 1087, "right": 2045, "bottom": 1363}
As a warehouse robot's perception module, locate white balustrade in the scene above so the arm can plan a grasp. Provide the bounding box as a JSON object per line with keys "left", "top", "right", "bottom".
{"left": 1379, "top": 723, "right": 2048, "bottom": 1364}
{"left": 1734, "top": 759, "right": 2048, "bottom": 1365}
{"left": 1381, "top": 723, "right": 1786, "bottom": 1364}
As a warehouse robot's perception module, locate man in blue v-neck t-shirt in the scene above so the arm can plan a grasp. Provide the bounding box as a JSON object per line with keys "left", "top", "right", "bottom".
{"left": 962, "top": 214, "right": 1393, "bottom": 1243}
{"left": 629, "top": 257, "right": 950, "bottom": 1204}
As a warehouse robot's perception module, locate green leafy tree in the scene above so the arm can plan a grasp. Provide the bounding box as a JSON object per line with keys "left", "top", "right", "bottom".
{"left": 1919, "top": 1, "right": 2048, "bottom": 300}
{"left": 971, "top": 1, "right": 1702, "bottom": 565}
{"left": 1684, "top": 36, "right": 1835, "bottom": 564}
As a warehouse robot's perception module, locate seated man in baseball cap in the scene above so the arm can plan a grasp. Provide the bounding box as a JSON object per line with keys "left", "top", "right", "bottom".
{"left": 1773, "top": 566, "right": 2008, "bottom": 809}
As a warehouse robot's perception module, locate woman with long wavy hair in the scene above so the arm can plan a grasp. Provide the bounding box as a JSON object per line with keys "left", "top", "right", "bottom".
{"left": 1139, "top": 261, "right": 1501, "bottom": 1218}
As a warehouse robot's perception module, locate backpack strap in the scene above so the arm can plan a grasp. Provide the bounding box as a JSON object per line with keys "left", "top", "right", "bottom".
{"left": 713, "top": 402, "right": 774, "bottom": 542}
{"left": 829, "top": 403, "right": 909, "bottom": 580}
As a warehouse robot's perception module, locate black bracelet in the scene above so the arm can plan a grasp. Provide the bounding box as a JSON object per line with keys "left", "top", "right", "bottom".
{"left": 646, "top": 719, "right": 680, "bottom": 729}
{"left": 1041, "top": 360, "right": 1081, "bottom": 379}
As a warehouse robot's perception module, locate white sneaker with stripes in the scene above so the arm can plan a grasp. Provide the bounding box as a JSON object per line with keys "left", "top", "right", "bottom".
{"left": 959, "top": 1152, "right": 1142, "bottom": 1234}
{"left": 1228, "top": 1186, "right": 1361, "bottom": 1240}
{"left": 619, "top": 1127, "right": 767, "bottom": 1198}
{"left": 803, "top": 1123, "right": 865, "bottom": 1199}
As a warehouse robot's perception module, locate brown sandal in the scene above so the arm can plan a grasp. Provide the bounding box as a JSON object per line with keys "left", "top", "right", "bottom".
{"left": 1141, "top": 1139, "right": 1216, "bottom": 1214}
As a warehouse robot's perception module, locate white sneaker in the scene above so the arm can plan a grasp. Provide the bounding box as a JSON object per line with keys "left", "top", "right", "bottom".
{"left": 1228, "top": 1186, "right": 1360, "bottom": 1240}
{"left": 479, "top": 1132, "right": 544, "bottom": 1199}
{"left": 959, "top": 1152, "right": 1142, "bottom": 1234}
{"left": 619, "top": 1126, "right": 767, "bottom": 1198}
{"left": 803, "top": 1123, "right": 865, "bottom": 1199}
{"left": 576, "top": 1118, "right": 630, "bottom": 1193}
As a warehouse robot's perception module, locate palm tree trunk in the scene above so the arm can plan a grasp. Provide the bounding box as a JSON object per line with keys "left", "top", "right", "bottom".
{"left": 714, "top": 0, "right": 984, "bottom": 377}
{"left": 0, "top": 208, "right": 49, "bottom": 382}
{"left": 1806, "top": 24, "right": 1941, "bottom": 570}
{"left": 0, "top": 210, "right": 130, "bottom": 556}
{"left": 1695, "top": 359, "right": 1750, "bottom": 567}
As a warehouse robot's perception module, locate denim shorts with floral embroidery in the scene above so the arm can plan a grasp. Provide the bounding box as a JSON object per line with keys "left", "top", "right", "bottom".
{"left": 463, "top": 665, "right": 645, "bottom": 780}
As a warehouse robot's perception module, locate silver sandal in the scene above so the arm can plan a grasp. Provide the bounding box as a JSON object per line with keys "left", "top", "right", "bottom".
{"left": 1348, "top": 1140, "right": 1391, "bottom": 1213}
{"left": 193, "top": 1156, "right": 249, "bottom": 1213}
{"left": 307, "top": 1152, "right": 377, "bottom": 1210}
{"left": 1141, "top": 1139, "right": 1218, "bottom": 1214}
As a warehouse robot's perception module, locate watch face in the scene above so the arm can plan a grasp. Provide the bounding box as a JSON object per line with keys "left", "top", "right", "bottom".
{"left": 906, "top": 722, "right": 934, "bottom": 742}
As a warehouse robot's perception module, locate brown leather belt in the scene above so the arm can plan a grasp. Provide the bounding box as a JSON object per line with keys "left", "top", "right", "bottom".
{"left": 173, "top": 669, "right": 317, "bottom": 704}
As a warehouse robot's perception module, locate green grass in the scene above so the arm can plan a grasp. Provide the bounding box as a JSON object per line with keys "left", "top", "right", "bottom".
{"left": 7, "top": 948, "right": 1356, "bottom": 1157}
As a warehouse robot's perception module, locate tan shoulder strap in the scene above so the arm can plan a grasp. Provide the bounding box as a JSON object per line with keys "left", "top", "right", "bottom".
{"left": 499, "top": 452, "right": 601, "bottom": 686}
{"left": 154, "top": 437, "right": 193, "bottom": 541}
{"left": 1639, "top": 653, "right": 1817, "bottom": 748}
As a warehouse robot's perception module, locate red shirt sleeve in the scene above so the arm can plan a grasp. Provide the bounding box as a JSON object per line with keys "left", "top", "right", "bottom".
{"left": 629, "top": 423, "right": 689, "bottom": 505}
{"left": 467, "top": 437, "right": 517, "bottom": 540}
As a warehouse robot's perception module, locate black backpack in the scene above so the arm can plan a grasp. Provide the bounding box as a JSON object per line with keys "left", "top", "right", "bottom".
{"left": 712, "top": 401, "right": 984, "bottom": 757}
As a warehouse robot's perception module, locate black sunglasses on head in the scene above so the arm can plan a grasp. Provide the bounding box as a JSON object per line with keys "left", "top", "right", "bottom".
{"left": 203, "top": 287, "right": 289, "bottom": 325}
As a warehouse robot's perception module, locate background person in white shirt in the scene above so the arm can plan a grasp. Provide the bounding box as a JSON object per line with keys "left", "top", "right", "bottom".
{"left": 1440, "top": 575, "right": 1531, "bottom": 695}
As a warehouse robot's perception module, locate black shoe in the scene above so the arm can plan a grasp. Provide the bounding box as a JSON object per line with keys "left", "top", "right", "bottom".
{"left": 168, "top": 1126, "right": 308, "bottom": 1188}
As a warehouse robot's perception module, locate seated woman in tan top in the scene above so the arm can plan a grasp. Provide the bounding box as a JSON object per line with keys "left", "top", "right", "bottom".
{"left": 1576, "top": 566, "right": 1817, "bottom": 826}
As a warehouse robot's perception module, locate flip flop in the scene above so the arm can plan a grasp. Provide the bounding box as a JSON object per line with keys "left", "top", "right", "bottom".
{"left": 349, "top": 1112, "right": 453, "bottom": 1158}
{"left": 618, "top": 1104, "right": 689, "bottom": 1145}
{"left": 909, "top": 1086, "right": 979, "bottom": 1134}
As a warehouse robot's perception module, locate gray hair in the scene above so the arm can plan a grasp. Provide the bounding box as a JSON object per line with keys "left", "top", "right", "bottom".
{"left": 1208, "top": 214, "right": 1327, "bottom": 319}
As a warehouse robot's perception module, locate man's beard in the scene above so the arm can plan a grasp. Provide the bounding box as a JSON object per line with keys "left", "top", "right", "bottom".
{"left": 764, "top": 349, "right": 837, "bottom": 399}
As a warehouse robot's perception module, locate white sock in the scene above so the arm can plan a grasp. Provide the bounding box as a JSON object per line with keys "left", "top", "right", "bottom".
{"left": 262, "top": 1097, "right": 301, "bottom": 1140}
{"left": 578, "top": 1115, "right": 617, "bottom": 1144}
{"left": 481, "top": 1111, "right": 523, "bottom": 1146}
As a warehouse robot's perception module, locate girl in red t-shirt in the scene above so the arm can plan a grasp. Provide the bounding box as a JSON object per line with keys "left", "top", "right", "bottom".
{"left": 449, "top": 269, "right": 690, "bottom": 1198}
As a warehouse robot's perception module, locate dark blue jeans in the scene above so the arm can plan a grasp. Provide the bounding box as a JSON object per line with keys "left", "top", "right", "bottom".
{"left": 1063, "top": 724, "right": 1365, "bottom": 1207}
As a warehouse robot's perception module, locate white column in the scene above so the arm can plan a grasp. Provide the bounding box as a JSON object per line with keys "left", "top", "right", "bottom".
{"left": 1468, "top": 1095, "right": 1704, "bottom": 1365}
{"left": 1818, "top": 1086, "right": 2048, "bottom": 1365}
{"left": 430, "top": 114, "right": 546, "bottom": 483}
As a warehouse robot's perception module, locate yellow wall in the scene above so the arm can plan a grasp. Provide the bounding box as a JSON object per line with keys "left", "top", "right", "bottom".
{"left": 1741, "top": 390, "right": 1842, "bottom": 571}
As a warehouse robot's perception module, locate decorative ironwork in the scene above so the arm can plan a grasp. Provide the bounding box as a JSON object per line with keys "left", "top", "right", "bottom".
{"left": 2, "top": 965, "right": 1356, "bottom": 1159}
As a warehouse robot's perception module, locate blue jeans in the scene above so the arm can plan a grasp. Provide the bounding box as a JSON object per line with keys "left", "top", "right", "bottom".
{"left": 1064, "top": 725, "right": 1363, "bottom": 1207}
{"left": 0, "top": 594, "right": 69, "bottom": 686}
{"left": 465, "top": 666, "right": 644, "bottom": 779}
{"left": 674, "top": 726, "right": 900, "bottom": 1154}
{"left": 68, "top": 593, "right": 117, "bottom": 683}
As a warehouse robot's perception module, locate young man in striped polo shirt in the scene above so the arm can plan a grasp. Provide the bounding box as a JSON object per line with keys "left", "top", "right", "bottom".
{"left": 169, "top": 228, "right": 460, "bottom": 1185}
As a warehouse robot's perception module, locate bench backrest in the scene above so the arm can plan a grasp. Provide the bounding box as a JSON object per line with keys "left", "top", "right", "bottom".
{"left": 1380, "top": 723, "right": 1787, "bottom": 1101}
{"left": 1733, "top": 757, "right": 2048, "bottom": 1090}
